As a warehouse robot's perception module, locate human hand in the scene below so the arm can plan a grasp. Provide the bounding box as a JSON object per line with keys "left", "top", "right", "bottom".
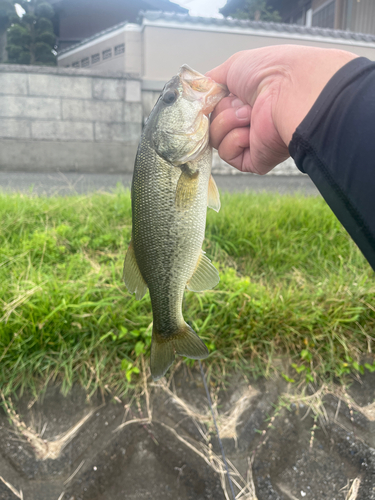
{"left": 207, "top": 45, "right": 357, "bottom": 174}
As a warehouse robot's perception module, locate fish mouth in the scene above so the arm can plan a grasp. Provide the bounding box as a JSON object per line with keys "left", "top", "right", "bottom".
{"left": 178, "top": 64, "right": 229, "bottom": 115}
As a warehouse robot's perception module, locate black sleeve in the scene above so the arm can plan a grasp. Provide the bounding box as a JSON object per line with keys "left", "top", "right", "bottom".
{"left": 289, "top": 57, "right": 375, "bottom": 272}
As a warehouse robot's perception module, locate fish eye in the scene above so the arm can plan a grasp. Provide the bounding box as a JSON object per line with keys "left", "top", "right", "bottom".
{"left": 162, "top": 90, "right": 178, "bottom": 105}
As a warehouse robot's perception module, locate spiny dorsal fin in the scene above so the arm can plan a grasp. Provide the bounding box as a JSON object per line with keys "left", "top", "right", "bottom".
{"left": 175, "top": 165, "right": 199, "bottom": 211}
{"left": 123, "top": 241, "right": 148, "bottom": 300}
{"left": 207, "top": 175, "right": 220, "bottom": 212}
{"left": 186, "top": 251, "right": 220, "bottom": 292}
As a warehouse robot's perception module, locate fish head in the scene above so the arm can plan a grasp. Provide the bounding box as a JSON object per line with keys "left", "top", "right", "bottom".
{"left": 148, "top": 65, "right": 228, "bottom": 165}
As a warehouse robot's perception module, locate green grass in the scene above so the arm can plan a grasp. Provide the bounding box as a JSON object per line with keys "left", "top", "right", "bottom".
{"left": 0, "top": 188, "right": 374, "bottom": 397}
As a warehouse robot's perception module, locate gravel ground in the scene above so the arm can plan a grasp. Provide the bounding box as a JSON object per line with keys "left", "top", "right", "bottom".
{"left": 0, "top": 367, "right": 374, "bottom": 500}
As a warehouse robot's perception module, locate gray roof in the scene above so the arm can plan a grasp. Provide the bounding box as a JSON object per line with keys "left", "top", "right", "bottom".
{"left": 143, "top": 11, "right": 375, "bottom": 43}
{"left": 58, "top": 21, "right": 129, "bottom": 56}
{"left": 58, "top": 10, "right": 375, "bottom": 56}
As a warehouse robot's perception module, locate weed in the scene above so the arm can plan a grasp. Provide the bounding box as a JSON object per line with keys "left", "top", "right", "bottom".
{"left": 0, "top": 189, "right": 374, "bottom": 396}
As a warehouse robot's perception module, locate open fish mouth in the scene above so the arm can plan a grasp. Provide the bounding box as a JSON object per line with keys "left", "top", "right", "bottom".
{"left": 178, "top": 64, "right": 229, "bottom": 115}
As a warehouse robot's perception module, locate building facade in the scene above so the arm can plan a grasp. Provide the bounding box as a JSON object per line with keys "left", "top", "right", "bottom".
{"left": 57, "top": 11, "right": 375, "bottom": 87}
{"left": 50, "top": 0, "right": 187, "bottom": 51}
{"left": 268, "top": 0, "right": 375, "bottom": 34}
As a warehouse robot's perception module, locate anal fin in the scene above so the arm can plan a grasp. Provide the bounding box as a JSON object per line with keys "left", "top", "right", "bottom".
{"left": 123, "top": 241, "right": 148, "bottom": 300}
{"left": 208, "top": 175, "right": 220, "bottom": 212}
{"left": 186, "top": 251, "right": 219, "bottom": 292}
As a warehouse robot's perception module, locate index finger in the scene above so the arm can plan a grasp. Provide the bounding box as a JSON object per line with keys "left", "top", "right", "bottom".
{"left": 205, "top": 52, "right": 242, "bottom": 87}
{"left": 210, "top": 95, "right": 240, "bottom": 122}
{"left": 206, "top": 62, "right": 230, "bottom": 86}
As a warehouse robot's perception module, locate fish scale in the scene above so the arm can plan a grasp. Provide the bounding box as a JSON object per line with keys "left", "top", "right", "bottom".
{"left": 133, "top": 142, "right": 211, "bottom": 332}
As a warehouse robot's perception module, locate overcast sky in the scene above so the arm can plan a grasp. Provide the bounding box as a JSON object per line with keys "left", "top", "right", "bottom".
{"left": 14, "top": 0, "right": 227, "bottom": 20}
{"left": 174, "top": 0, "right": 227, "bottom": 18}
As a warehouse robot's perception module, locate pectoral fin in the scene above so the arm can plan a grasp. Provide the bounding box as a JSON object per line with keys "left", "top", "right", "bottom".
{"left": 123, "top": 241, "right": 148, "bottom": 300}
{"left": 175, "top": 164, "right": 199, "bottom": 211}
{"left": 186, "top": 251, "right": 220, "bottom": 292}
{"left": 207, "top": 175, "right": 220, "bottom": 212}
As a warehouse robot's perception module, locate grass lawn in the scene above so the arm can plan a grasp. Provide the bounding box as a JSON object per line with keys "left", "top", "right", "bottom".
{"left": 0, "top": 188, "right": 374, "bottom": 397}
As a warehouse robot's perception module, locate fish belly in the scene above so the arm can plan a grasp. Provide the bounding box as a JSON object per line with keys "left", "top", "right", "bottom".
{"left": 132, "top": 140, "right": 211, "bottom": 336}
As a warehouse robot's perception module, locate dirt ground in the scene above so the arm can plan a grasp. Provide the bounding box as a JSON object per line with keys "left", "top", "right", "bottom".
{"left": 0, "top": 364, "right": 374, "bottom": 500}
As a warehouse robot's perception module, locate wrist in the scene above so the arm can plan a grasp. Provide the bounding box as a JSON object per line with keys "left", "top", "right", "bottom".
{"left": 274, "top": 49, "right": 358, "bottom": 146}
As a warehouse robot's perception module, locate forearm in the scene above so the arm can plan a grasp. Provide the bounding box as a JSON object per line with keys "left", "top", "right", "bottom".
{"left": 274, "top": 48, "right": 358, "bottom": 146}
{"left": 289, "top": 57, "right": 375, "bottom": 271}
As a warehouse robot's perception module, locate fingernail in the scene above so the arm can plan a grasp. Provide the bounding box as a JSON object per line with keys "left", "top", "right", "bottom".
{"left": 231, "top": 98, "right": 244, "bottom": 108}
{"left": 235, "top": 106, "right": 250, "bottom": 119}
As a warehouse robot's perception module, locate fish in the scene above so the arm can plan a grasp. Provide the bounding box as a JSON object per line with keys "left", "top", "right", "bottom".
{"left": 123, "top": 65, "right": 228, "bottom": 380}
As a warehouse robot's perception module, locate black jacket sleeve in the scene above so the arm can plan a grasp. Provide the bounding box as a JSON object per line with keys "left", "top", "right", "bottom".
{"left": 289, "top": 57, "right": 375, "bottom": 271}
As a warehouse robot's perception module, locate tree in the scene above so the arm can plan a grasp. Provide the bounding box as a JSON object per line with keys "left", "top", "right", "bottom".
{"left": 6, "top": 1, "right": 56, "bottom": 65}
{"left": 221, "top": 0, "right": 281, "bottom": 22}
{"left": 0, "top": 1, "right": 17, "bottom": 62}
{"left": 0, "top": 0, "right": 16, "bottom": 30}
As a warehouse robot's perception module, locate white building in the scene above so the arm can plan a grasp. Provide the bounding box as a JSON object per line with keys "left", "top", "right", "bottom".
{"left": 57, "top": 11, "right": 375, "bottom": 79}
{"left": 56, "top": 11, "right": 375, "bottom": 175}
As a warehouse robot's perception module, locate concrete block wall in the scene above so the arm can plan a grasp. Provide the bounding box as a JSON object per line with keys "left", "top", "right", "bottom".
{"left": 0, "top": 65, "right": 142, "bottom": 173}
{"left": 142, "top": 89, "right": 161, "bottom": 123}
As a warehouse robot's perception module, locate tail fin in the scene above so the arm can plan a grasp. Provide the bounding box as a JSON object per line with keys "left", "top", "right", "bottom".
{"left": 150, "top": 323, "right": 209, "bottom": 380}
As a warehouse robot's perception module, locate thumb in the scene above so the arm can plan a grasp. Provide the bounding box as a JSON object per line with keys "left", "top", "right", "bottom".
{"left": 205, "top": 54, "right": 241, "bottom": 87}
{"left": 206, "top": 52, "right": 254, "bottom": 103}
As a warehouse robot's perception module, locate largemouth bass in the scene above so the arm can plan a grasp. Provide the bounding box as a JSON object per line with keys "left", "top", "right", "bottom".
{"left": 123, "top": 65, "right": 228, "bottom": 380}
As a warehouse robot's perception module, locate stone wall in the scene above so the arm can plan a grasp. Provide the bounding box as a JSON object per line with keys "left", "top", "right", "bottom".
{"left": 0, "top": 65, "right": 142, "bottom": 173}
{"left": 0, "top": 65, "right": 302, "bottom": 176}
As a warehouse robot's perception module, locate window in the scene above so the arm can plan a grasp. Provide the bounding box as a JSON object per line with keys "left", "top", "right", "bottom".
{"left": 306, "top": 8, "right": 312, "bottom": 27}
{"left": 102, "top": 48, "right": 112, "bottom": 60}
{"left": 114, "top": 43, "right": 125, "bottom": 55}
{"left": 81, "top": 57, "right": 89, "bottom": 67}
{"left": 91, "top": 53, "right": 100, "bottom": 64}
{"left": 312, "top": 0, "right": 335, "bottom": 29}
{"left": 72, "top": 61, "right": 80, "bottom": 68}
